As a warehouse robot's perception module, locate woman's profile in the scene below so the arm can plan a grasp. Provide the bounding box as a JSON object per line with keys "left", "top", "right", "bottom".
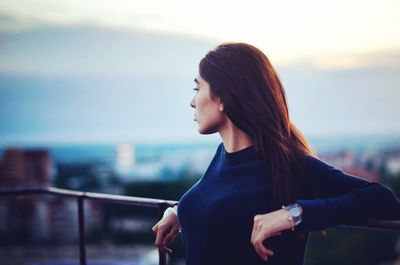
{"left": 152, "top": 42, "right": 400, "bottom": 265}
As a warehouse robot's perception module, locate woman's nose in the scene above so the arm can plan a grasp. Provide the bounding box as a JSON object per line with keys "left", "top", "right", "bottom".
{"left": 190, "top": 98, "right": 195, "bottom": 108}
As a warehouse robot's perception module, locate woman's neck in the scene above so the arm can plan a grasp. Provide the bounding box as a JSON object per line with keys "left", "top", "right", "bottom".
{"left": 219, "top": 120, "right": 253, "bottom": 153}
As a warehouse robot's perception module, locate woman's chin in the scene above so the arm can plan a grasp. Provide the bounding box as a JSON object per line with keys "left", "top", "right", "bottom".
{"left": 198, "top": 126, "right": 217, "bottom": 135}
{"left": 197, "top": 126, "right": 208, "bottom": 135}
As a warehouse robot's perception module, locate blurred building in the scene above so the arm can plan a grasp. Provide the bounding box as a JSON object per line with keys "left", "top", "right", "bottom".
{"left": 0, "top": 148, "right": 53, "bottom": 243}
{"left": 0, "top": 147, "right": 102, "bottom": 244}
{"left": 116, "top": 143, "right": 135, "bottom": 170}
{"left": 382, "top": 149, "right": 400, "bottom": 177}
{"left": 25, "top": 149, "right": 53, "bottom": 186}
{"left": 320, "top": 150, "right": 380, "bottom": 182}
{"left": 0, "top": 147, "right": 53, "bottom": 188}
{"left": 0, "top": 148, "right": 26, "bottom": 187}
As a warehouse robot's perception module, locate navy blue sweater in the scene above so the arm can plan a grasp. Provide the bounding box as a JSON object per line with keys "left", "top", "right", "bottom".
{"left": 177, "top": 143, "right": 400, "bottom": 265}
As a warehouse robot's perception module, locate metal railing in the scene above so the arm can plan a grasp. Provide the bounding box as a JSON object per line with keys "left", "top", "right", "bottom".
{"left": 0, "top": 187, "right": 177, "bottom": 265}
{"left": 1, "top": 187, "right": 399, "bottom": 265}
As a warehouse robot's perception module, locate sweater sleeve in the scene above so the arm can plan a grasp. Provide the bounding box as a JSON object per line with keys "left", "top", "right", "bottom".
{"left": 295, "top": 155, "right": 400, "bottom": 232}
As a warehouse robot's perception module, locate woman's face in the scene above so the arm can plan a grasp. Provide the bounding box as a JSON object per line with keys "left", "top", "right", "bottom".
{"left": 190, "top": 74, "right": 225, "bottom": 134}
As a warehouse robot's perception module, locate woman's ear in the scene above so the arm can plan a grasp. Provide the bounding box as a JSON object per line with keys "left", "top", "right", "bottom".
{"left": 218, "top": 99, "right": 224, "bottom": 112}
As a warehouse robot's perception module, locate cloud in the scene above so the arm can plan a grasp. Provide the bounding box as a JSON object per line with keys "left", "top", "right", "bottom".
{"left": 1, "top": 0, "right": 400, "bottom": 63}
{"left": 310, "top": 50, "right": 400, "bottom": 70}
{"left": 0, "top": 25, "right": 218, "bottom": 77}
{"left": 0, "top": 1, "right": 187, "bottom": 33}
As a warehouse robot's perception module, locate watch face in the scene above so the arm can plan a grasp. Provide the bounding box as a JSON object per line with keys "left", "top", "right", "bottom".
{"left": 290, "top": 207, "right": 301, "bottom": 217}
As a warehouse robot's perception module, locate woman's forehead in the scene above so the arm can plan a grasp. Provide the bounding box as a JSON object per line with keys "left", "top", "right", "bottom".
{"left": 194, "top": 75, "right": 206, "bottom": 85}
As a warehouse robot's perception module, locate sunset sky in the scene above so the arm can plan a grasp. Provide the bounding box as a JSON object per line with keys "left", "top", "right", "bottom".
{"left": 0, "top": 0, "right": 399, "bottom": 144}
{"left": 2, "top": 0, "right": 400, "bottom": 64}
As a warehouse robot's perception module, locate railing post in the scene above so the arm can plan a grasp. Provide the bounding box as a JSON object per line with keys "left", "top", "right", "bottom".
{"left": 158, "top": 202, "right": 170, "bottom": 265}
{"left": 77, "top": 196, "right": 87, "bottom": 265}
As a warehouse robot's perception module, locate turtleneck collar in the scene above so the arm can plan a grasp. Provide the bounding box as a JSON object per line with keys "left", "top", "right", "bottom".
{"left": 220, "top": 142, "right": 258, "bottom": 165}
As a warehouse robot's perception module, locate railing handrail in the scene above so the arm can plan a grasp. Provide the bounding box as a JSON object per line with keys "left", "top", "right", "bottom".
{"left": 0, "top": 186, "right": 177, "bottom": 208}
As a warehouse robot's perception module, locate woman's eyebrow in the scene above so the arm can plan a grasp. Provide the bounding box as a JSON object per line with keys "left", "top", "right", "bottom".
{"left": 194, "top": 78, "right": 199, "bottom": 84}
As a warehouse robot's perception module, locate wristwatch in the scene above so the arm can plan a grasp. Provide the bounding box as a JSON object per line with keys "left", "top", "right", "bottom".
{"left": 282, "top": 203, "right": 303, "bottom": 227}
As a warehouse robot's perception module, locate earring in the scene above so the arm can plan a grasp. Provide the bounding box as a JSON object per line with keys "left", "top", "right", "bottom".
{"left": 219, "top": 105, "right": 224, "bottom": 112}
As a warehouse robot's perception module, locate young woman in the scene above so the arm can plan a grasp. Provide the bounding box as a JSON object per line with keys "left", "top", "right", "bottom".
{"left": 152, "top": 43, "right": 400, "bottom": 265}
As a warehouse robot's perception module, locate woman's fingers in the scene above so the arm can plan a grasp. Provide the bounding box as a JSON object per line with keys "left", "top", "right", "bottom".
{"left": 153, "top": 212, "right": 181, "bottom": 254}
{"left": 162, "top": 227, "right": 179, "bottom": 245}
{"left": 154, "top": 223, "right": 180, "bottom": 248}
{"left": 160, "top": 246, "right": 172, "bottom": 254}
{"left": 154, "top": 224, "right": 173, "bottom": 253}
{"left": 251, "top": 215, "right": 261, "bottom": 244}
{"left": 251, "top": 228, "right": 282, "bottom": 261}
{"left": 155, "top": 225, "right": 169, "bottom": 247}
{"left": 253, "top": 230, "right": 274, "bottom": 261}
{"left": 155, "top": 232, "right": 165, "bottom": 247}
{"left": 152, "top": 223, "right": 159, "bottom": 233}
{"left": 251, "top": 213, "right": 285, "bottom": 261}
{"left": 254, "top": 240, "right": 274, "bottom": 261}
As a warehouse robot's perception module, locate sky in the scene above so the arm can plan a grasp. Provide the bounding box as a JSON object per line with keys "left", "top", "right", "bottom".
{"left": 0, "top": 0, "right": 400, "bottom": 145}
{"left": 1, "top": 0, "right": 399, "bottom": 63}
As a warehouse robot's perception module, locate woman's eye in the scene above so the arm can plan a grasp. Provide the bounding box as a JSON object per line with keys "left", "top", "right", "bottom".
{"left": 193, "top": 87, "right": 199, "bottom": 92}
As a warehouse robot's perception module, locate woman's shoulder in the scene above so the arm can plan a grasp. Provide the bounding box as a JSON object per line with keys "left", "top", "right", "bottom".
{"left": 303, "top": 154, "right": 324, "bottom": 165}
{"left": 296, "top": 154, "right": 339, "bottom": 178}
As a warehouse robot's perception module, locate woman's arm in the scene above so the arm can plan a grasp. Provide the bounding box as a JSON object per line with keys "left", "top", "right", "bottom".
{"left": 295, "top": 155, "right": 400, "bottom": 231}
{"left": 251, "top": 155, "right": 400, "bottom": 261}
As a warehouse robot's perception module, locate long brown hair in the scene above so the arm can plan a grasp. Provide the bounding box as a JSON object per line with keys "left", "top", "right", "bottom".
{"left": 199, "top": 43, "right": 315, "bottom": 208}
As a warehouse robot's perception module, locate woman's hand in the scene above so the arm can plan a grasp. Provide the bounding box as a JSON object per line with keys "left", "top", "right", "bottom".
{"left": 152, "top": 207, "right": 181, "bottom": 253}
{"left": 251, "top": 209, "right": 293, "bottom": 261}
